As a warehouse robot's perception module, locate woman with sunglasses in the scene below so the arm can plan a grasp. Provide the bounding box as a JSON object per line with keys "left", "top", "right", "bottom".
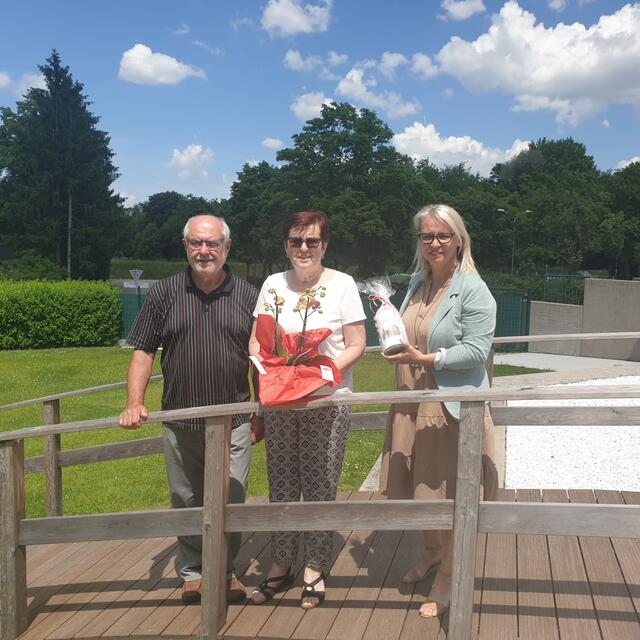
{"left": 248, "top": 210, "right": 366, "bottom": 609}
{"left": 380, "top": 204, "right": 498, "bottom": 619}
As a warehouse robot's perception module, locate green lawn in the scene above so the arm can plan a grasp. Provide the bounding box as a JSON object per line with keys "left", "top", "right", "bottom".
{"left": 0, "top": 347, "right": 544, "bottom": 517}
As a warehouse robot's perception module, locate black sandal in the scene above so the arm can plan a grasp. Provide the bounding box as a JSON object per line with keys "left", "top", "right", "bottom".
{"left": 250, "top": 568, "right": 292, "bottom": 604}
{"left": 300, "top": 572, "right": 326, "bottom": 609}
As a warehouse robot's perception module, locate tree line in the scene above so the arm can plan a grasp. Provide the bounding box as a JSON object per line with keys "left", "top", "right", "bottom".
{"left": 1, "top": 52, "right": 639, "bottom": 282}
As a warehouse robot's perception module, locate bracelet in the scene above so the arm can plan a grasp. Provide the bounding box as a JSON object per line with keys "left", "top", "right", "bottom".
{"left": 434, "top": 347, "right": 446, "bottom": 371}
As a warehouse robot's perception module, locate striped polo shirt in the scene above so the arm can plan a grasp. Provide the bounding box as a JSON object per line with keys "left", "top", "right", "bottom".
{"left": 127, "top": 265, "right": 258, "bottom": 430}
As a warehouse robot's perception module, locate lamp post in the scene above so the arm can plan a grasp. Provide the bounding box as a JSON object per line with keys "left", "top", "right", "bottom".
{"left": 497, "top": 208, "right": 532, "bottom": 275}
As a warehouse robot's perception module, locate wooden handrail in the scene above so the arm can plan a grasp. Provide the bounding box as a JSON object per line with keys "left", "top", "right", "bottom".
{"left": 1, "top": 332, "right": 638, "bottom": 412}
{"left": 2, "top": 384, "right": 640, "bottom": 443}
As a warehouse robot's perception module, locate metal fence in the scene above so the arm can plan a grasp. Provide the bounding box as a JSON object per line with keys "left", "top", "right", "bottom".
{"left": 542, "top": 273, "right": 589, "bottom": 305}
{"left": 119, "top": 289, "right": 148, "bottom": 340}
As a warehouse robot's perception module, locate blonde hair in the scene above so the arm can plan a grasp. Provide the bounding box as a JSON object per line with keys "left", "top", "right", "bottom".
{"left": 412, "top": 204, "right": 478, "bottom": 279}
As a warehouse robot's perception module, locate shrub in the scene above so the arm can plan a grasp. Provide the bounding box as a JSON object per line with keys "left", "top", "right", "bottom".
{"left": 0, "top": 281, "right": 121, "bottom": 350}
{"left": 0, "top": 250, "right": 68, "bottom": 281}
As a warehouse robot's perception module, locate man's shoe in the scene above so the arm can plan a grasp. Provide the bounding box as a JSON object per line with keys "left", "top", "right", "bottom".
{"left": 227, "top": 575, "right": 247, "bottom": 603}
{"left": 182, "top": 580, "right": 202, "bottom": 604}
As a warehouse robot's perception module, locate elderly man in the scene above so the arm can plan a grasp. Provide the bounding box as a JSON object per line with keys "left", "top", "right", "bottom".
{"left": 119, "top": 214, "right": 258, "bottom": 604}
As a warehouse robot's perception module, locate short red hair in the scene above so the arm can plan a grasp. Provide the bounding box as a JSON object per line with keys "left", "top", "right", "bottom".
{"left": 283, "top": 210, "right": 330, "bottom": 243}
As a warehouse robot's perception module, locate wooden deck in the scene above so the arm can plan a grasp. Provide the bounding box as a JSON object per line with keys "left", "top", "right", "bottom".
{"left": 18, "top": 490, "right": 640, "bottom": 640}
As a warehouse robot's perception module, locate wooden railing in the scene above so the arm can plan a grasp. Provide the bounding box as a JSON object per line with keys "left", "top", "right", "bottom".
{"left": 2, "top": 384, "right": 640, "bottom": 640}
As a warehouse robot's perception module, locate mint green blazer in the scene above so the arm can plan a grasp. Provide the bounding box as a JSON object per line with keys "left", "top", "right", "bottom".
{"left": 399, "top": 269, "right": 496, "bottom": 420}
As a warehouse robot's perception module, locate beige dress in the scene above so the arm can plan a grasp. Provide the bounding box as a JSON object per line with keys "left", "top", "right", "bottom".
{"left": 379, "top": 282, "right": 497, "bottom": 502}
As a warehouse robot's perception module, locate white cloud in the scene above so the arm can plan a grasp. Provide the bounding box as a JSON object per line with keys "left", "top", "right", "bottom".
{"left": 169, "top": 144, "right": 214, "bottom": 178}
{"left": 14, "top": 73, "right": 46, "bottom": 97}
{"left": 327, "top": 51, "right": 348, "bottom": 67}
{"left": 231, "top": 17, "right": 254, "bottom": 31}
{"left": 119, "top": 44, "right": 206, "bottom": 85}
{"left": 602, "top": 118, "right": 610, "bottom": 128}
{"left": 379, "top": 52, "right": 409, "bottom": 80}
{"left": 548, "top": 0, "right": 567, "bottom": 11}
{"left": 392, "top": 122, "right": 529, "bottom": 176}
{"left": 441, "top": 0, "right": 486, "bottom": 21}
{"left": 443, "top": 87, "right": 455, "bottom": 99}
{"left": 119, "top": 192, "right": 138, "bottom": 207}
{"left": 261, "top": 0, "right": 332, "bottom": 38}
{"left": 0, "top": 72, "right": 10, "bottom": 89}
{"left": 436, "top": 1, "right": 640, "bottom": 126}
{"left": 291, "top": 91, "right": 332, "bottom": 120}
{"left": 283, "top": 49, "right": 322, "bottom": 71}
{"left": 193, "top": 41, "right": 223, "bottom": 56}
{"left": 246, "top": 158, "right": 259, "bottom": 167}
{"left": 336, "top": 66, "right": 420, "bottom": 118}
{"left": 617, "top": 156, "right": 640, "bottom": 170}
{"left": 262, "top": 137, "right": 284, "bottom": 150}
{"left": 411, "top": 53, "right": 439, "bottom": 80}
{"left": 173, "top": 24, "right": 190, "bottom": 36}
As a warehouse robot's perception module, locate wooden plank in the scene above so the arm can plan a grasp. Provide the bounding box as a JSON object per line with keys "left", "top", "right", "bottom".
{"left": 20, "top": 507, "right": 202, "bottom": 545}
{"left": 201, "top": 415, "right": 232, "bottom": 638}
{"left": 476, "top": 488, "right": 518, "bottom": 640}
{"left": 478, "top": 501, "right": 640, "bottom": 537}
{"left": 492, "top": 406, "right": 640, "bottom": 426}
{"left": 471, "top": 531, "right": 487, "bottom": 640}
{"left": 493, "top": 331, "right": 640, "bottom": 344}
{"left": 577, "top": 490, "right": 640, "bottom": 639}
{"left": 543, "top": 488, "right": 600, "bottom": 640}
{"left": 616, "top": 492, "right": 640, "bottom": 620}
{"left": 0, "top": 374, "right": 163, "bottom": 412}
{"left": 99, "top": 548, "right": 181, "bottom": 637}
{"left": 515, "top": 488, "right": 558, "bottom": 640}
{"left": 43, "top": 400, "right": 62, "bottom": 517}
{"left": 325, "top": 525, "right": 403, "bottom": 640}
{"left": 18, "top": 539, "right": 132, "bottom": 639}
{"left": 149, "top": 497, "right": 270, "bottom": 638}
{"left": 45, "top": 537, "right": 175, "bottom": 639}
{"left": 348, "top": 412, "right": 387, "bottom": 431}
{"left": 361, "top": 530, "right": 423, "bottom": 640}
{"left": 449, "top": 401, "right": 485, "bottom": 640}
{"left": 226, "top": 499, "right": 453, "bottom": 532}
{"left": 26, "top": 436, "right": 164, "bottom": 474}
{"left": 259, "top": 492, "right": 362, "bottom": 640}
{"left": 221, "top": 492, "right": 364, "bottom": 640}
{"left": 0, "top": 439, "right": 27, "bottom": 640}
{"left": 4, "top": 384, "right": 640, "bottom": 443}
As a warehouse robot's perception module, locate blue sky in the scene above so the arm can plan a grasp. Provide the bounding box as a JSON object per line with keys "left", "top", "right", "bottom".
{"left": 1, "top": 0, "right": 639, "bottom": 207}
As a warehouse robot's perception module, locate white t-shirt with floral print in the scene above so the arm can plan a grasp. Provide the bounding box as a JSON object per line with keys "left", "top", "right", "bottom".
{"left": 253, "top": 269, "right": 366, "bottom": 394}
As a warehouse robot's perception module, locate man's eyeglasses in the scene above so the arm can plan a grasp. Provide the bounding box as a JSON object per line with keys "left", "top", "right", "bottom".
{"left": 286, "top": 236, "right": 322, "bottom": 249}
{"left": 186, "top": 237, "right": 225, "bottom": 251}
{"left": 418, "top": 232, "right": 454, "bottom": 245}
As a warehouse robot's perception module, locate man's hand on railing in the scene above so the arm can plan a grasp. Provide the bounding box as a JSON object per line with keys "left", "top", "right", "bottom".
{"left": 250, "top": 414, "right": 265, "bottom": 445}
{"left": 118, "top": 404, "right": 148, "bottom": 430}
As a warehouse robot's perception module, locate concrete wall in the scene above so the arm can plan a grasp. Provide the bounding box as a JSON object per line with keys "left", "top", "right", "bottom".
{"left": 529, "top": 301, "right": 583, "bottom": 355}
{"left": 580, "top": 278, "right": 640, "bottom": 360}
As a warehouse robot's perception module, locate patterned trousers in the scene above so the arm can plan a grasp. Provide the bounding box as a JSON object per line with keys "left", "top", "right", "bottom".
{"left": 264, "top": 405, "right": 350, "bottom": 573}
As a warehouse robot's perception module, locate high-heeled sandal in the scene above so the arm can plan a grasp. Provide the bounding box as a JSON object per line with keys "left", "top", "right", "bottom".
{"left": 250, "top": 567, "right": 293, "bottom": 604}
{"left": 300, "top": 572, "right": 326, "bottom": 609}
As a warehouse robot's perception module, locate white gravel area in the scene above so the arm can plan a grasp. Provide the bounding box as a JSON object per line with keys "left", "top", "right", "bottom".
{"left": 505, "top": 375, "right": 640, "bottom": 490}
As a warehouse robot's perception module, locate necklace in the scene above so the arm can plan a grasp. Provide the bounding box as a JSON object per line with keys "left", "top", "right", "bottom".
{"left": 410, "top": 275, "right": 452, "bottom": 370}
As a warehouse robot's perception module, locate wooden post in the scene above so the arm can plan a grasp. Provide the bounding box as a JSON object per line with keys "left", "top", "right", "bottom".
{"left": 200, "top": 416, "right": 231, "bottom": 639}
{"left": 449, "top": 401, "right": 485, "bottom": 640}
{"left": 43, "top": 400, "right": 63, "bottom": 516}
{"left": 0, "top": 439, "right": 27, "bottom": 640}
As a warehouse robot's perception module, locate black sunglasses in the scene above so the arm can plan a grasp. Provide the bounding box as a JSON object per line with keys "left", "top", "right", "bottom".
{"left": 286, "top": 236, "right": 322, "bottom": 249}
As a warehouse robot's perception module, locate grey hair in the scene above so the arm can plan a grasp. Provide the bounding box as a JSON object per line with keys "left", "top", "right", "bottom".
{"left": 182, "top": 215, "right": 231, "bottom": 241}
{"left": 412, "top": 204, "right": 478, "bottom": 279}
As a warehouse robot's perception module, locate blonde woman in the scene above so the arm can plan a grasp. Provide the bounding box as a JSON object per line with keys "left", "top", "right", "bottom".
{"left": 380, "top": 204, "right": 498, "bottom": 618}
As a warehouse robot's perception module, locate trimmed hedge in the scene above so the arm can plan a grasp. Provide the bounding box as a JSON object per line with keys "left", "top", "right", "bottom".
{"left": 0, "top": 281, "right": 121, "bottom": 350}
